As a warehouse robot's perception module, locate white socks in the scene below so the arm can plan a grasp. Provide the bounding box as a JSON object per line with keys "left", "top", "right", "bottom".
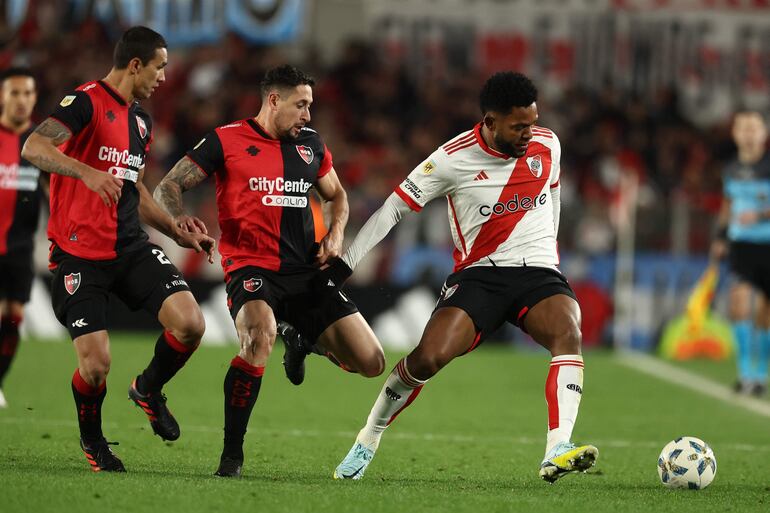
{"left": 356, "top": 358, "right": 426, "bottom": 449}
{"left": 544, "top": 354, "right": 584, "bottom": 455}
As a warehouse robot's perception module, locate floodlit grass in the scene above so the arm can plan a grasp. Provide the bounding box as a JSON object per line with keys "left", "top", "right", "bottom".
{"left": 1, "top": 336, "right": 767, "bottom": 512}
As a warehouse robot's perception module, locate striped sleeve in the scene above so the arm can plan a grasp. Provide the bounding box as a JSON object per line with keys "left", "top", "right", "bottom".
{"left": 394, "top": 149, "right": 454, "bottom": 211}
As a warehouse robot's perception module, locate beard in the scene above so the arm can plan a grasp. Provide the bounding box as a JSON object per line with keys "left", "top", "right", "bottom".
{"left": 493, "top": 135, "right": 524, "bottom": 158}
{"left": 278, "top": 124, "right": 302, "bottom": 141}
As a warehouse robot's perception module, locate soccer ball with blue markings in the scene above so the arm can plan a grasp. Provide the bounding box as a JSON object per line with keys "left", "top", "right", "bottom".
{"left": 657, "top": 436, "right": 717, "bottom": 490}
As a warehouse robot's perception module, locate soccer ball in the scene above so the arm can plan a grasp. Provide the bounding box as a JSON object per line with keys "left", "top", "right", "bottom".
{"left": 657, "top": 436, "right": 717, "bottom": 490}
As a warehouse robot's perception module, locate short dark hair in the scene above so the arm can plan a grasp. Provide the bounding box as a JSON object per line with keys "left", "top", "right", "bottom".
{"left": 260, "top": 65, "right": 315, "bottom": 98}
{"left": 479, "top": 72, "right": 538, "bottom": 115}
{"left": 0, "top": 67, "right": 35, "bottom": 83}
{"left": 113, "top": 26, "right": 167, "bottom": 69}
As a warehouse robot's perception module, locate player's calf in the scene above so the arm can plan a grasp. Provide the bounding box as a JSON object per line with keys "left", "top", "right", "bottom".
{"left": 217, "top": 356, "right": 265, "bottom": 477}
{"left": 135, "top": 330, "right": 199, "bottom": 394}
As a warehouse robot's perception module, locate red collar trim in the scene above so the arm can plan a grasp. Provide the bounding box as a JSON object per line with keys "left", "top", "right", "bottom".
{"left": 474, "top": 122, "right": 510, "bottom": 160}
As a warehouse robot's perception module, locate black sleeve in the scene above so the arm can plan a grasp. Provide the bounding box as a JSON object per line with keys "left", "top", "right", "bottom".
{"left": 186, "top": 131, "right": 224, "bottom": 176}
{"left": 48, "top": 91, "right": 93, "bottom": 136}
{"left": 133, "top": 105, "right": 154, "bottom": 152}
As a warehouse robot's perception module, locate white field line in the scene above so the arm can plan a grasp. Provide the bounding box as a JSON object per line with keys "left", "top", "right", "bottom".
{"left": 1, "top": 416, "right": 769, "bottom": 453}
{"left": 616, "top": 350, "right": 770, "bottom": 418}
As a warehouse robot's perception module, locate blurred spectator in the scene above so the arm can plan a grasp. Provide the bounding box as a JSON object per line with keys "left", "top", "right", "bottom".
{"left": 4, "top": 14, "right": 742, "bottom": 284}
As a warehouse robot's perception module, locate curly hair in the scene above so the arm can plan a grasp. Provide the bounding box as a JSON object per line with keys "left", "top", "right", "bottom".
{"left": 260, "top": 65, "right": 315, "bottom": 98}
{"left": 479, "top": 72, "right": 538, "bottom": 114}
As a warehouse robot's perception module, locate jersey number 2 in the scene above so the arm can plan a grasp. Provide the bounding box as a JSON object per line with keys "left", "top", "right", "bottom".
{"left": 152, "top": 248, "right": 172, "bottom": 265}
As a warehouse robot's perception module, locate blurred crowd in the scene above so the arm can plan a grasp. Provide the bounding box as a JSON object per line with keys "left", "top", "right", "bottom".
{"left": 3, "top": 20, "right": 736, "bottom": 284}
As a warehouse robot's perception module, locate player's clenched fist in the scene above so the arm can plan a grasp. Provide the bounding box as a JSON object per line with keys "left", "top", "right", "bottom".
{"left": 316, "top": 227, "right": 343, "bottom": 265}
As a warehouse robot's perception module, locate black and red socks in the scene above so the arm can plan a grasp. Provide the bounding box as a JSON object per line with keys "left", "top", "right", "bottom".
{"left": 71, "top": 368, "right": 106, "bottom": 442}
{"left": 222, "top": 356, "right": 264, "bottom": 460}
{"left": 135, "top": 330, "right": 198, "bottom": 394}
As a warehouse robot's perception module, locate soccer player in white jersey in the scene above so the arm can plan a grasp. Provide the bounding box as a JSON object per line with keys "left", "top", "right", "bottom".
{"left": 319, "top": 72, "right": 598, "bottom": 483}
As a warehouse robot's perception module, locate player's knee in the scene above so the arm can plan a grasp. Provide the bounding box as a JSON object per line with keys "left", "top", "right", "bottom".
{"left": 241, "top": 320, "right": 276, "bottom": 354}
{"left": 174, "top": 309, "right": 206, "bottom": 345}
{"left": 358, "top": 348, "right": 386, "bottom": 377}
{"left": 80, "top": 355, "right": 111, "bottom": 386}
{"left": 411, "top": 349, "right": 453, "bottom": 379}
{"left": 550, "top": 321, "right": 582, "bottom": 354}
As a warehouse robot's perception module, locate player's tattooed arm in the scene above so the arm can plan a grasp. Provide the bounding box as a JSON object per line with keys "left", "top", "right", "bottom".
{"left": 138, "top": 169, "right": 214, "bottom": 261}
{"left": 22, "top": 118, "right": 123, "bottom": 207}
{"left": 154, "top": 156, "right": 209, "bottom": 232}
{"left": 22, "top": 119, "right": 80, "bottom": 178}
{"left": 34, "top": 118, "right": 72, "bottom": 145}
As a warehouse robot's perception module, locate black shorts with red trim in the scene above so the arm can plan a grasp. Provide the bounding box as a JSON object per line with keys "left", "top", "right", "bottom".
{"left": 225, "top": 265, "right": 358, "bottom": 341}
{"left": 434, "top": 265, "right": 576, "bottom": 348}
{"left": 50, "top": 243, "right": 190, "bottom": 339}
{"left": 0, "top": 249, "right": 34, "bottom": 303}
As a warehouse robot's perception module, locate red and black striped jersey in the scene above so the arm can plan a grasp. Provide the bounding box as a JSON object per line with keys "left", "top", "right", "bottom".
{"left": 0, "top": 124, "right": 41, "bottom": 256}
{"left": 46, "top": 80, "right": 152, "bottom": 261}
{"left": 186, "top": 119, "right": 333, "bottom": 275}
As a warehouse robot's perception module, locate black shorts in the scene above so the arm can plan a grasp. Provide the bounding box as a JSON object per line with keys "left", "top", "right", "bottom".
{"left": 0, "top": 250, "right": 34, "bottom": 303}
{"left": 435, "top": 265, "right": 576, "bottom": 347}
{"left": 225, "top": 266, "right": 358, "bottom": 341}
{"left": 50, "top": 243, "right": 191, "bottom": 339}
{"left": 729, "top": 241, "right": 770, "bottom": 297}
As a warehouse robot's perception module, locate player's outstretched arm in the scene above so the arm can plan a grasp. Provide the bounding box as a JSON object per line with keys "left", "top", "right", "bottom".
{"left": 154, "top": 156, "right": 209, "bottom": 234}
{"left": 139, "top": 167, "right": 215, "bottom": 263}
{"left": 551, "top": 183, "right": 561, "bottom": 237}
{"left": 343, "top": 193, "right": 412, "bottom": 270}
{"left": 22, "top": 118, "right": 123, "bottom": 207}
{"left": 315, "top": 168, "right": 349, "bottom": 265}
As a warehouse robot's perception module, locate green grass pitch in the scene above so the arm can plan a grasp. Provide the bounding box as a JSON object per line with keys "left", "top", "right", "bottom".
{"left": 1, "top": 335, "right": 768, "bottom": 513}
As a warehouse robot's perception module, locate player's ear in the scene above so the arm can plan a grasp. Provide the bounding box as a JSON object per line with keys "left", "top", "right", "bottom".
{"left": 268, "top": 92, "right": 281, "bottom": 110}
{"left": 483, "top": 114, "right": 496, "bottom": 131}
{"left": 127, "top": 57, "right": 143, "bottom": 75}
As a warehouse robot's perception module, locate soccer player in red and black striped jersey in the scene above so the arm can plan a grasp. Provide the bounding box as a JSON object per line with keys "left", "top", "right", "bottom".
{"left": 155, "top": 65, "right": 385, "bottom": 477}
{"left": 0, "top": 67, "right": 42, "bottom": 409}
{"left": 22, "top": 27, "right": 216, "bottom": 473}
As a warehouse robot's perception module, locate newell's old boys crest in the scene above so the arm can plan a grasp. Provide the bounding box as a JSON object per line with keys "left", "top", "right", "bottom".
{"left": 296, "top": 145, "right": 314, "bottom": 164}
{"left": 136, "top": 116, "right": 148, "bottom": 139}
{"left": 243, "top": 278, "right": 263, "bottom": 292}
{"left": 527, "top": 155, "right": 543, "bottom": 178}
{"left": 64, "top": 273, "right": 81, "bottom": 295}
